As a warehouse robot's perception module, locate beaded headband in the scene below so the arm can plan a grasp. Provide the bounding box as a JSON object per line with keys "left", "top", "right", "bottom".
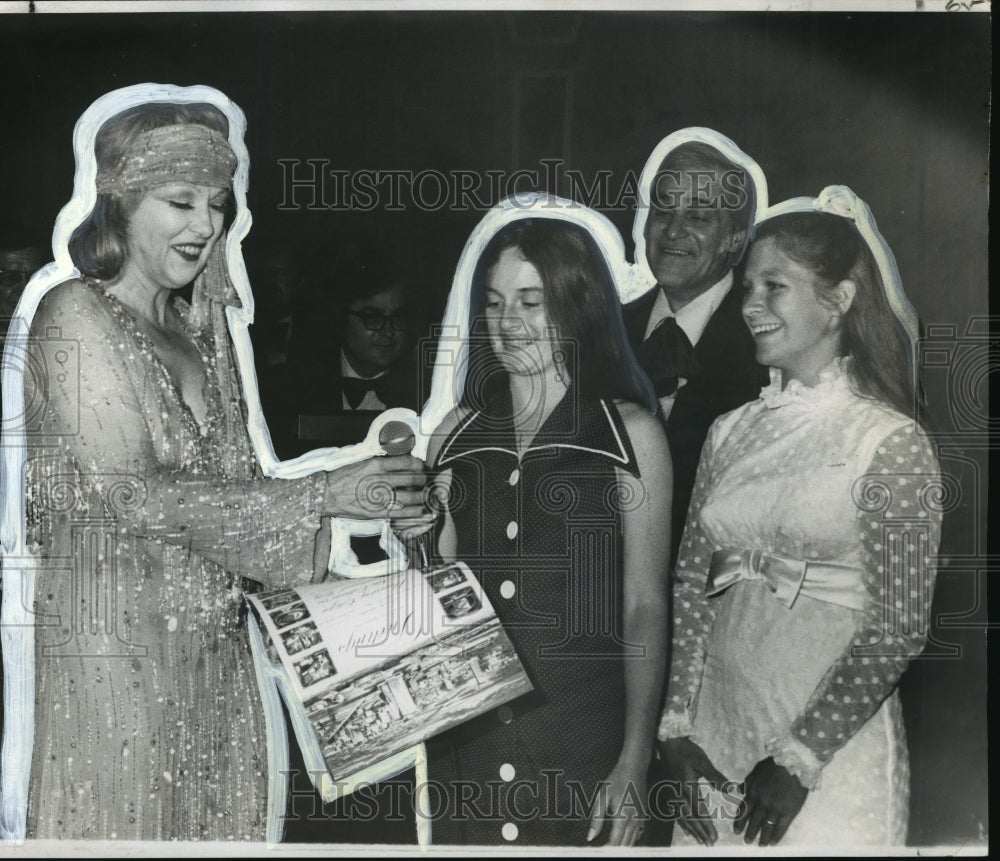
{"left": 95, "top": 123, "right": 237, "bottom": 195}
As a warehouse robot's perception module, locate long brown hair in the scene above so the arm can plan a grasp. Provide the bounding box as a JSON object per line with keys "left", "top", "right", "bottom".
{"left": 465, "top": 219, "right": 656, "bottom": 412}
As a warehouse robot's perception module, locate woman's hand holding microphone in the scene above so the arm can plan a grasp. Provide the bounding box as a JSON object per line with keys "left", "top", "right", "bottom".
{"left": 320, "top": 420, "right": 430, "bottom": 523}
{"left": 315, "top": 421, "right": 437, "bottom": 578}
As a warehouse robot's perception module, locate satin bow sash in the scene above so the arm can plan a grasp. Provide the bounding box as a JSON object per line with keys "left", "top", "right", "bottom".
{"left": 706, "top": 549, "right": 867, "bottom": 612}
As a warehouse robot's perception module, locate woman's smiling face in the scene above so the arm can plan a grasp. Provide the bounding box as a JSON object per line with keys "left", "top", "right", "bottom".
{"left": 741, "top": 236, "right": 845, "bottom": 387}
{"left": 484, "top": 245, "right": 558, "bottom": 379}
{"left": 122, "top": 183, "right": 229, "bottom": 291}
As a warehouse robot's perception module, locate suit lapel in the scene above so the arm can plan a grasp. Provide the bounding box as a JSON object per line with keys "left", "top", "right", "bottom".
{"left": 692, "top": 285, "right": 745, "bottom": 373}
{"left": 622, "top": 288, "right": 659, "bottom": 348}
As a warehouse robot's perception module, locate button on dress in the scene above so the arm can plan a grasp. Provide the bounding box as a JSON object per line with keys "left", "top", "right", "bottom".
{"left": 429, "top": 387, "right": 643, "bottom": 846}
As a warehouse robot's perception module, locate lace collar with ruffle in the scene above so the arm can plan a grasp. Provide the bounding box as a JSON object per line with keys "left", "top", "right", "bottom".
{"left": 759, "top": 356, "right": 854, "bottom": 410}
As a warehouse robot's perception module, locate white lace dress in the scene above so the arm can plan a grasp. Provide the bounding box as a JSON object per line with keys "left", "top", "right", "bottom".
{"left": 659, "top": 359, "right": 941, "bottom": 847}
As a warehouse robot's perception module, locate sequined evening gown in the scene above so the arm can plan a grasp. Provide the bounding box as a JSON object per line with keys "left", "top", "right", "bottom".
{"left": 23, "top": 279, "right": 325, "bottom": 840}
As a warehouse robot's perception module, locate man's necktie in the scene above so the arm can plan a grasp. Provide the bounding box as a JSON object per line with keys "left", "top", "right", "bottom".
{"left": 636, "top": 316, "right": 701, "bottom": 398}
{"left": 341, "top": 375, "right": 388, "bottom": 409}
{"left": 341, "top": 372, "right": 413, "bottom": 410}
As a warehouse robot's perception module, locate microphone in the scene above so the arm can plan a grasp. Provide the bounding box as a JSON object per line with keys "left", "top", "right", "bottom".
{"left": 378, "top": 420, "right": 416, "bottom": 456}
{"left": 377, "top": 420, "right": 430, "bottom": 570}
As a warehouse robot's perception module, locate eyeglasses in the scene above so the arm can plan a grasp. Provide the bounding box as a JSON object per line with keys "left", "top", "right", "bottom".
{"left": 348, "top": 309, "right": 413, "bottom": 333}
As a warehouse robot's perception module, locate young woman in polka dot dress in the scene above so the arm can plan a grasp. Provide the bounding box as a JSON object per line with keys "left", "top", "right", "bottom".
{"left": 657, "top": 191, "right": 941, "bottom": 848}
{"left": 426, "top": 215, "right": 671, "bottom": 846}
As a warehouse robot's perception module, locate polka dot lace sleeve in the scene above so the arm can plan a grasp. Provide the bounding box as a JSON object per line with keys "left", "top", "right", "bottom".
{"left": 767, "top": 424, "right": 942, "bottom": 787}
{"left": 657, "top": 427, "right": 721, "bottom": 741}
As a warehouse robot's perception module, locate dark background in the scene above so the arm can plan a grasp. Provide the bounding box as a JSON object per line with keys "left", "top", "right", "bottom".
{"left": 0, "top": 9, "right": 990, "bottom": 847}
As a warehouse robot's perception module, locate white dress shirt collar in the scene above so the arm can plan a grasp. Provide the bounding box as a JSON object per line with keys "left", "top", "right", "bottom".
{"left": 340, "top": 350, "right": 388, "bottom": 410}
{"left": 643, "top": 270, "right": 735, "bottom": 347}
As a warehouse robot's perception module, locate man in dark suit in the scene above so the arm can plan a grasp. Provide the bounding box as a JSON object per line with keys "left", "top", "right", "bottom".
{"left": 260, "top": 248, "right": 431, "bottom": 460}
{"left": 624, "top": 131, "right": 769, "bottom": 567}
{"left": 625, "top": 131, "right": 768, "bottom": 847}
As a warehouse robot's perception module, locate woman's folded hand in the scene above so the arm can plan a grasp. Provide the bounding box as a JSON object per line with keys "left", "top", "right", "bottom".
{"left": 733, "top": 756, "right": 808, "bottom": 846}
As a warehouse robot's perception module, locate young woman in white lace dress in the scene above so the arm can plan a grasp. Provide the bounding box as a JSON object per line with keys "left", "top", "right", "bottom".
{"left": 656, "top": 188, "right": 941, "bottom": 848}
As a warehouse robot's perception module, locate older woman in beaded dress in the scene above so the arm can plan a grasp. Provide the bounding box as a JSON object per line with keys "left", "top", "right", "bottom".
{"left": 0, "top": 86, "right": 426, "bottom": 842}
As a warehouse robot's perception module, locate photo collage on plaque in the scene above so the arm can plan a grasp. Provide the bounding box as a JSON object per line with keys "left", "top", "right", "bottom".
{"left": 424, "top": 563, "right": 483, "bottom": 621}
{"left": 258, "top": 588, "right": 337, "bottom": 688}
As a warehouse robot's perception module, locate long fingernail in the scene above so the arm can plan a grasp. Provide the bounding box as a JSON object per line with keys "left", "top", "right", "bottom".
{"left": 586, "top": 827, "right": 596, "bottom": 842}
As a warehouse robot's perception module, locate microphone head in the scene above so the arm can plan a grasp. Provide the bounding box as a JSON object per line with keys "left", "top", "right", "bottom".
{"left": 379, "top": 420, "right": 416, "bottom": 456}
